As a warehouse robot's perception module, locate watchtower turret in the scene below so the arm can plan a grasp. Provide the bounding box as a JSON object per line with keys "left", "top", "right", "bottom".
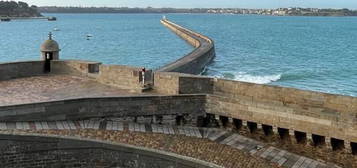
{"left": 40, "top": 32, "right": 60, "bottom": 72}
{"left": 40, "top": 32, "right": 60, "bottom": 60}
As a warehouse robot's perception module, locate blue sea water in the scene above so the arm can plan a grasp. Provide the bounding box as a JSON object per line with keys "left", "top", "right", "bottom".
{"left": 1, "top": 13, "right": 357, "bottom": 96}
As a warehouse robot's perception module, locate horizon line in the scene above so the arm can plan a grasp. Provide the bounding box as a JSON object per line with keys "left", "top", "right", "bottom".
{"left": 38, "top": 6, "right": 357, "bottom": 10}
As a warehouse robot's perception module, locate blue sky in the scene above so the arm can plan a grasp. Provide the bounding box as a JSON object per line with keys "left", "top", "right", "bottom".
{"left": 22, "top": 0, "right": 357, "bottom": 9}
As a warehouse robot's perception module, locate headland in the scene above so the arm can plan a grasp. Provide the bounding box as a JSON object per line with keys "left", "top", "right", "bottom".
{"left": 0, "top": 1, "right": 56, "bottom": 21}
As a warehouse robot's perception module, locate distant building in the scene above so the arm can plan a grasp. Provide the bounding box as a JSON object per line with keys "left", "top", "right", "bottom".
{"left": 273, "top": 10, "right": 286, "bottom": 16}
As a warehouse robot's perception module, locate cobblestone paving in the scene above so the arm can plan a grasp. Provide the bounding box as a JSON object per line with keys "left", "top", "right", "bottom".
{"left": 0, "top": 75, "right": 143, "bottom": 106}
{"left": 0, "top": 120, "right": 341, "bottom": 168}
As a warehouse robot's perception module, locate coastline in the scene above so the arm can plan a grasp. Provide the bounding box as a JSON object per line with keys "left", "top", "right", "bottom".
{"left": 0, "top": 16, "right": 57, "bottom": 22}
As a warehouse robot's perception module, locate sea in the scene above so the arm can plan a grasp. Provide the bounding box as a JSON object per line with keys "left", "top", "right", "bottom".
{"left": 1, "top": 13, "right": 357, "bottom": 96}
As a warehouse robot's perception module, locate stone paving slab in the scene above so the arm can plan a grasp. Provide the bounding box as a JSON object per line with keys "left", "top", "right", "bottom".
{"left": 177, "top": 127, "right": 185, "bottom": 135}
{"left": 15, "top": 122, "right": 23, "bottom": 130}
{"left": 55, "top": 121, "right": 64, "bottom": 130}
{"left": 62, "top": 121, "right": 70, "bottom": 130}
{"left": 0, "top": 75, "right": 146, "bottom": 106}
{"left": 111, "top": 121, "right": 123, "bottom": 131}
{"left": 208, "top": 130, "right": 227, "bottom": 141}
{"left": 41, "top": 121, "right": 49, "bottom": 129}
{"left": 0, "top": 120, "right": 341, "bottom": 168}
{"left": 0, "top": 122, "right": 6, "bottom": 129}
{"left": 162, "top": 125, "right": 170, "bottom": 134}
{"left": 47, "top": 122, "right": 57, "bottom": 129}
{"left": 167, "top": 125, "right": 175, "bottom": 134}
{"left": 68, "top": 121, "right": 76, "bottom": 130}
{"left": 22, "top": 122, "right": 30, "bottom": 130}
{"left": 34, "top": 122, "right": 42, "bottom": 130}
{"left": 106, "top": 121, "right": 113, "bottom": 130}
{"left": 151, "top": 124, "right": 159, "bottom": 133}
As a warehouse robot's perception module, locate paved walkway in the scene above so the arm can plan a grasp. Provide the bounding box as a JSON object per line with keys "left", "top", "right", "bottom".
{"left": 0, "top": 75, "right": 147, "bottom": 106}
{"left": 0, "top": 120, "right": 340, "bottom": 168}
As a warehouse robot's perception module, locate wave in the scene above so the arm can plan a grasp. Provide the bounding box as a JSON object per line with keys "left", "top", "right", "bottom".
{"left": 216, "top": 72, "right": 282, "bottom": 84}
{"left": 234, "top": 73, "right": 282, "bottom": 84}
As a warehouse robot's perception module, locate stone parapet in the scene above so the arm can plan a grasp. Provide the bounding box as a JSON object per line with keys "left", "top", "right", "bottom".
{"left": 206, "top": 77, "right": 357, "bottom": 144}
{"left": 0, "top": 94, "right": 206, "bottom": 122}
{"left": 0, "top": 61, "right": 45, "bottom": 80}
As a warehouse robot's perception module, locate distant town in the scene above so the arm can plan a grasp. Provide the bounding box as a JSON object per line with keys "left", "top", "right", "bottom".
{"left": 1, "top": 1, "right": 357, "bottom": 18}
{"left": 38, "top": 6, "right": 357, "bottom": 16}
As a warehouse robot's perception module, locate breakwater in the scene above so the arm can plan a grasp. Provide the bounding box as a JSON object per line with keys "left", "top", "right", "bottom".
{"left": 157, "top": 19, "right": 215, "bottom": 75}
{"left": 0, "top": 16, "right": 56, "bottom": 21}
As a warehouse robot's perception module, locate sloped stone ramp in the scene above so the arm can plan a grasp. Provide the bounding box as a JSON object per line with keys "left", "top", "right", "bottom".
{"left": 0, "top": 120, "right": 340, "bottom": 168}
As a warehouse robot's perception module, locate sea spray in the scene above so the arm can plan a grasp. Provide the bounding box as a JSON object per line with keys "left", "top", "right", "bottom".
{"left": 216, "top": 72, "right": 282, "bottom": 84}
{"left": 233, "top": 73, "right": 282, "bottom": 84}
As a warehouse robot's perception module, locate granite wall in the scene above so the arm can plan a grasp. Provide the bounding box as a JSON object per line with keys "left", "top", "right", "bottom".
{"left": 0, "top": 61, "right": 45, "bottom": 80}
{"left": 0, "top": 95, "right": 206, "bottom": 122}
{"left": 153, "top": 72, "right": 214, "bottom": 95}
{"left": 52, "top": 60, "right": 145, "bottom": 92}
{"left": 0, "top": 134, "right": 217, "bottom": 168}
{"left": 157, "top": 19, "right": 215, "bottom": 75}
{"left": 206, "top": 78, "right": 357, "bottom": 145}
{"left": 152, "top": 70, "right": 357, "bottom": 148}
{"left": 51, "top": 60, "right": 101, "bottom": 76}
{"left": 95, "top": 64, "right": 144, "bottom": 92}
{"left": 0, "top": 60, "right": 146, "bottom": 93}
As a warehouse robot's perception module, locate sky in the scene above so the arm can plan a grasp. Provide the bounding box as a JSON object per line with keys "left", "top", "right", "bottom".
{"left": 20, "top": 0, "right": 357, "bottom": 9}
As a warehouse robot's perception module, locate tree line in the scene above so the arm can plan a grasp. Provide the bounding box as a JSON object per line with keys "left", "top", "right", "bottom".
{"left": 0, "top": 1, "right": 41, "bottom": 17}
{"left": 38, "top": 6, "right": 208, "bottom": 13}
{"left": 38, "top": 6, "right": 357, "bottom": 16}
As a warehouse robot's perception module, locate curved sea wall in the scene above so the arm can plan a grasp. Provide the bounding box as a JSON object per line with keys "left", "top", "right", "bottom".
{"left": 0, "top": 94, "right": 206, "bottom": 122}
{"left": 0, "top": 134, "right": 218, "bottom": 168}
{"left": 157, "top": 19, "right": 215, "bottom": 75}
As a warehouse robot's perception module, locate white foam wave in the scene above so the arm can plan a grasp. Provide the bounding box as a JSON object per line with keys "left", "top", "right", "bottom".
{"left": 233, "top": 73, "right": 282, "bottom": 84}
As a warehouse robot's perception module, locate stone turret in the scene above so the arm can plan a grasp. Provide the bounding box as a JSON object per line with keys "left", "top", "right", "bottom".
{"left": 40, "top": 32, "right": 60, "bottom": 60}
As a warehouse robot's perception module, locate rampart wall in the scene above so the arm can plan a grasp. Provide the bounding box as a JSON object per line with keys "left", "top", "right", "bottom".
{"left": 51, "top": 60, "right": 101, "bottom": 76}
{"left": 153, "top": 72, "right": 214, "bottom": 95}
{"left": 0, "top": 134, "right": 217, "bottom": 168}
{"left": 0, "top": 60, "right": 145, "bottom": 92}
{"left": 52, "top": 60, "right": 145, "bottom": 92}
{"left": 0, "top": 94, "right": 206, "bottom": 122}
{"left": 0, "top": 61, "right": 45, "bottom": 80}
{"left": 207, "top": 78, "right": 357, "bottom": 144}
{"left": 153, "top": 71, "right": 357, "bottom": 151}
